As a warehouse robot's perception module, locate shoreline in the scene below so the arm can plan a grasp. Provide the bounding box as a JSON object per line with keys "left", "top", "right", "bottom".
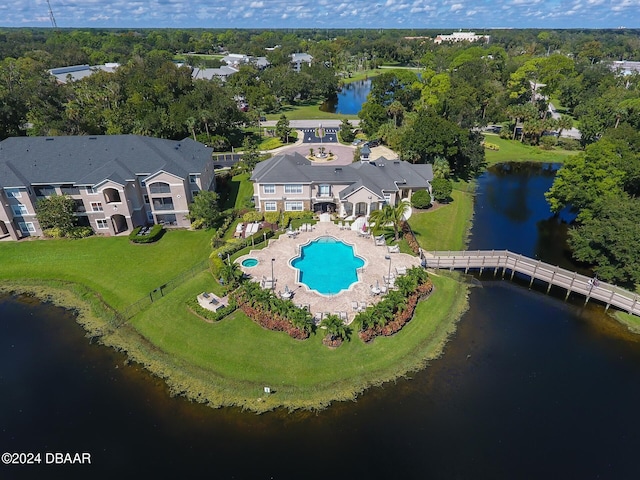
{"left": 0, "top": 274, "right": 469, "bottom": 413}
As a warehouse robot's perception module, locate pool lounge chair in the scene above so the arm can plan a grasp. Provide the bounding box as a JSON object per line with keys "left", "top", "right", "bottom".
{"left": 375, "top": 235, "right": 386, "bottom": 246}
{"left": 352, "top": 301, "right": 359, "bottom": 311}
{"left": 387, "top": 244, "right": 400, "bottom": 253}
{"left": 395, "top": 266, "right": 407, "bottom": 275}
{"left": 338, "top": 311, "right": 348, "bottom": 322}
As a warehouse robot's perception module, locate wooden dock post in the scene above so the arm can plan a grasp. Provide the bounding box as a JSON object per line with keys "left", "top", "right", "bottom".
{"left": 566, "top": 272, "right": 577, "bottom": 300}
{"left": 547, "top": 266, "right": 558, "bottom": 294}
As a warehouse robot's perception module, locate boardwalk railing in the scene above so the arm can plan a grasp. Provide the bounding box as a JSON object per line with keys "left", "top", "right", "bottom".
{"left": 424, "top": 250, "right": 640, "bottom": 317}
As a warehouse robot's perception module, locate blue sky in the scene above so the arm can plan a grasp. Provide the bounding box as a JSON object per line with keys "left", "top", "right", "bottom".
{"left": 1, "top": 0, "right": 639, "bottom": 29}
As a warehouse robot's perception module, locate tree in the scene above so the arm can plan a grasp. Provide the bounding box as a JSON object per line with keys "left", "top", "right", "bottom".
{"left": 239, "top": 136, "right": 260, "bottom": 172}
{"left": 431, "top": 178, "right": 453, "bottom": 203}
{"left": 387, "top": 100, "right": 405, "bottom": 128}
{"left": 219, "top": 260, "right": 243, "bottom": 287}
{"left": 369, "top": 203, "right": 409, "bottom": 241}
{"left": 556, "top": 115, "right": 574, "bottom": 138}
{"left": 36, "top": 194, "right": 75, "bottom": 235}
{"left": 432, "top": 156, "right": 451, "bottom": 179}
{"left": 275, "top": 114, "right": 292, "bottom": 143}
{"left": 187, "top": 191, "right": 221, "bottom": 228}
{"left": 568, "top": 194, "right": 640, "bottom": 285}
{"left": 320, "top": 314, "right": 351, "bottom": 343}
{"left": 338, "top": 118, "right": 355, "bottom": 143}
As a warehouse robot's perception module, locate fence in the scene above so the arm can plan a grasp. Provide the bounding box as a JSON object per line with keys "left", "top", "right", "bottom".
{"left": 118, "top": 259, "right": 212, "bottom": 323}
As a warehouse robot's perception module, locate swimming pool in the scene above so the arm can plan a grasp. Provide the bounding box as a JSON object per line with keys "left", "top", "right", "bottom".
{"left": 291, "top": 236, "right": 365, "bottom": 295}
{"left": 241, "top": 258, "right": 258, "bottom": 268}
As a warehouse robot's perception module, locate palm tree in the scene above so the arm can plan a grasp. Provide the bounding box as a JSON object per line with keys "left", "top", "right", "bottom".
{"left": 199, "top": 110, "right": 212, "bottom": 142}
{"left": 219, "top": 261, "right": 243, "bottom": 287}
{"left": 185, "top": 116, "right": 197, "bottom": 141}
{"left": 369, "top": 203, "right": 409, "bottom": 241}
{"left": 387, "top": 100, "right": 405, "bottom": 128}
{"left": 321, "top": 314, "right": 351, "bottom": 342}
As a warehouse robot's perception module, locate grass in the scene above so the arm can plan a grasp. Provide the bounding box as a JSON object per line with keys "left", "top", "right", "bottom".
{"left": 219, "top": 172, "right": 253, "bottom": 211}
{"left": 0, "top": 230, "right": 213, "bottom": 309}
{"left": 483, "top": 134, "right": 579, "bottom": 165}
{"left": 266, "top": 100, "right": 358, "bottom": 121}
{"left": 125, "top": 270, "right": 467, "bottom": 411}
{"left": 615, "top": 311, "right": 640, "bottom": 335}
{"left": 408, "top": 189, "right": 474, "bottom": 252}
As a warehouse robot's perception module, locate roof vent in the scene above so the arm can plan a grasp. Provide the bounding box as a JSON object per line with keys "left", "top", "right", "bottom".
{"left": 334, "top": 167, "right": 342, "bottom": 173}
{"left": 394, "top": 161, "right": 400, "bottom": 164}
{"left": 45, "top": 138, "right": 54, "bottom": 141}
{"left": 89, "top": 136, "right": 97, "bottom": 140}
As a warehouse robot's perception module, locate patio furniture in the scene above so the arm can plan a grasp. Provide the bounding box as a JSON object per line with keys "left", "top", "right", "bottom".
{"left": 338, "top": 221, "right": 344, "bottom": 230}
{"left": 358, "top": 302, "right": 368, "bottom": 311}
{"left": 196, "top": 292, "right": 229, "bottom": 312}
{"left": 338, "top": 311, "right": 348, "bottom": 322}
{"left": 375, "top": 235, "right": 386, "bottom": 246}
{"left": 352, "top": 301, "right": 359, "bottom": 311}
{"left": 387, "top": 244, "right": 400, "bottom": 253}
{"left": 396, "top": 266, "right": 407, "bottom": 275}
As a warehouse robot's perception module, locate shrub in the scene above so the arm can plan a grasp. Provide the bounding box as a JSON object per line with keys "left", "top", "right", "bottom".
{"left": 482, "top": 141, "right": 500, "bottom": 151}
{"left": 129, "top": 224, "right": 164, "bottom": 243}
{"left": 43, "top": 227, "right": 65, "bottom": 238}
{"left": 282, "top": 211, "right": 313, "bottom": 228}
{"left": 411, "top": 190, "right": 432, "bottom": 209}
{"left": 242, "top": 211, "right": 263, "bottom": 223}
{"left": 67, "top": 226, "right": 94, "bottom": 238}
{"left": 557, "top": 137, "right": 581, "bottom": 151}
{"left": 539, "top": 136, "right": 557, "bottom": 150}
{"left": 431, "top": 178, "right": 453, "bottom": 203}
{"left": 263, "top": 211, "right": 280, "bottom": 224}
{"left": 187, "top": 297, "right": 237, "bottom": 322}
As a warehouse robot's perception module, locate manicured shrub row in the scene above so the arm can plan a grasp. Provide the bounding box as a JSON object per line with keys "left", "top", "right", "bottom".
{"left": 213, "top": 228, "right": 275, "bottom": 260}
{"left": 44, "top": 226, "right": 94, "bottom": 238}
{"left": 358, "top": 280, "right": 434, "bottom": 343}
{"left": 231, "top": 282, "right": 314, "bottom": 339}
{"left": 401, "top": 221, "right": 421, "bottom": 255}
{"left": 129, "top": 224, "right": 164, "bottom": 243}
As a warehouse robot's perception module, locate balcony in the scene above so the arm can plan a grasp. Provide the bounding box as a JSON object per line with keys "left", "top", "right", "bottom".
{"left": 34, "top": 187, "right": 56, "bottom": 197}
{"left": 152, "top": 197, "right": 174, "bottom": 211}
{"left": 149, "top": 183, "right": 171, "bottom": 194}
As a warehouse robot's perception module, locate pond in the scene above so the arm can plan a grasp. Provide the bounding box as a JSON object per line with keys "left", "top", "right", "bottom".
{"left": 3, "top": 162, "right": 640, "bottom": 479}
{"left": 320, "top": 79, "right": 371, "bottom": 115}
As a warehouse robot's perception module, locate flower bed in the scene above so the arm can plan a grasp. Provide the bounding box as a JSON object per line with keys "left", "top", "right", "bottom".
{"left": 238, "top": 304, "right": 310, "bottom": 340}
{"left": 358, "top": 279, "right": 434, "bottom": 343}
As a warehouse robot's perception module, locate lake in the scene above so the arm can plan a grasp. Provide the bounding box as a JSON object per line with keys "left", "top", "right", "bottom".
{"left": 320, "top": 79, "right": 371, "bottom": 115}
{"left": 2, "top": 163, "right": 640, "bottom": 479}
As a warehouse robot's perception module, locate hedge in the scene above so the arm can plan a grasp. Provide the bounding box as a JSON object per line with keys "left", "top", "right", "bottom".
{"left": 129, "top": 224, "right": 164, "bottom": 243}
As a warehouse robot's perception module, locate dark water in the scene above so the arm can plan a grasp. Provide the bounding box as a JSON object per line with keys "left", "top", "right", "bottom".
{"left": 3, "top": 163, "right": 640, "bottom": 479}
{"left": 320, "top": 79, "right": 371, "bottom": 115}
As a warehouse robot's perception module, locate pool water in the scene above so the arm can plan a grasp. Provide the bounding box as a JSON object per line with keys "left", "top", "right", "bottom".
{"left": 241, "top": 258, "right": 258, "bottom": 268}
{"left": 291, "top": 236, "right": 364, "bottom": 295}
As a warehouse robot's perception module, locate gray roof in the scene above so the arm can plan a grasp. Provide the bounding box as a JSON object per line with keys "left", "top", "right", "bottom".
{"left": 48, "top": 63, "right": 119, "bottom": 84}
{"left": 251, "top": 152, "right": 432, "bottom": 199}
{"left": 0, "top": 135, "right": 213, "bottom": 188}
{"left": 291, "top": 53, "right": 313, "bottom": 63}
{"left": 192, "top": 66, "right": 239, "bottom": 80}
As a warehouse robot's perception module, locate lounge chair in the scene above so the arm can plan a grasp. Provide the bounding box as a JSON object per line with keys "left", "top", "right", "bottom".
{"left": 375, "top": 235, "right": 386, "bottom": 246}
{"left": 359, "top": 302, "right": 368, "bottom": 311}
{"left": 338, "top": 221, "right": 344, "bottom": 230}
{"left": 352, "top": 301, "right": 359, "bottom": 311}
{"left": 338, "top": 311, "right": 348, "bottom": 322}
{"left": 396, "top": 266, "right": 407, "bottom": 275}
{"left": 387, "top": 244, "right": 400, "bottom": 253}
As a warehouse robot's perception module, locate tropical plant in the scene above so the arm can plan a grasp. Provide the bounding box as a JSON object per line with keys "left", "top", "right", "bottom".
{"left": 369, "top": 203, "right": 409, "bottom": 241}
{"left": 320, "top": 314, "right": 351, "bottom": 344}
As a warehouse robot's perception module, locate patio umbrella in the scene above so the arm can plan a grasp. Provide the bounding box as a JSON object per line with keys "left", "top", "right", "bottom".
{"left": 284, "top": 285, "right": 290, "bottom": 294}
{"left": 362, "top": 221, "right": 367, "bottom": 232}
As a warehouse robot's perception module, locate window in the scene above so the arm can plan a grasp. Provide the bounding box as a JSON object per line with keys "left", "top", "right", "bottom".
{"left": 285, "top": 201, "right": 303, "bottom": 211}
{"left": 96, "top": 219, "right": 109, "bottom": 229}
{"left": 18, "top": 222, "right": 36, "bottom": 234}
{"left": 143, "top": 194, "right": 149, "bottom": 204}
{"left": 264, "top": 201, "right": 277, "bottom": 211}
{"left": 191, "top": 190, "right": 199, "bottom": 197}
{"left": 86, "top": 187, "right": 98, "bottom": 195}
{"left": 11, "top": 204, "right": 28, "bottom": 216}
{"left": 140, "top": 180, "right": 146, "bottom": 187}
{"left": 91, "top": 202, "right": 103, "bottom": 212}
{"left": 149, "top": 182, "right": 171, "bottom": 194}
{"left": 263, "top": 184, "right": 275, "bottom": 194}
{"left": 189, "top": 175, "right": 200, "bottom": 184}
{"left": 5, "top": 188, "right": 21, "bottom": 198}
{"left": 284, "top": 184, "right": 303, "bottom": 194}
{"left": 152, "top": 197, "right": 174, "bottom": 210}
{"left": 318, "top": 184, "right": 331, "bottom": 197}
{"left": 383, "top": 193, "right": 391, "bottom": 204}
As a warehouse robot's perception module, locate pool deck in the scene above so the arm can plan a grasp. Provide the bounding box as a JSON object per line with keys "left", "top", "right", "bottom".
{"left": 237, "top": 221, "right": 421, "bottom": 324}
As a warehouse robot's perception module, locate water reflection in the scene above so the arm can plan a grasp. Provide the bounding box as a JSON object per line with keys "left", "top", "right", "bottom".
{"left": 3, "top": 163, "right": 640, "bottom": 479}
{"left": 320, "top": 79, "right": 371, "bottom": 115}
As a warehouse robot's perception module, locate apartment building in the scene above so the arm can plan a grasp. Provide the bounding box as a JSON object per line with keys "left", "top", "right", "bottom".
{"left": 250, "top": 152, "right": 432, "bottom": 218}
{"left": 0, "top": 135, "right": 215, "bottom": 240}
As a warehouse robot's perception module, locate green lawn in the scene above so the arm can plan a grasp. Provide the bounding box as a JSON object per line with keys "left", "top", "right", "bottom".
{"left": 483, "top": 134, "right": 579, "bottom": 165}
{"left": 0, "top": 230, "right": 213, "bottom": 309}
{"left": 127, "top": 270, "right": 466, "bottom": 410}
{"left": 408, "top": 189, "right": 474, "bottom": 251}
{"left": 219, "top": 172, "right": 253, "bottom": 211}
{"left": 266, "top": 100, "right": 358, "bottom": 121}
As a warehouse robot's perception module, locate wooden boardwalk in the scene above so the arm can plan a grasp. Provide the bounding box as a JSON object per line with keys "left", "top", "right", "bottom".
{"left": 423, "top": 250, "right": 640, "bottom": 317}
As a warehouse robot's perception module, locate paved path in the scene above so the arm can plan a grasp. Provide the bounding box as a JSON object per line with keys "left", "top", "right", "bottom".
{"left": 424, "top": 249, "right": 640, "bottom": 316}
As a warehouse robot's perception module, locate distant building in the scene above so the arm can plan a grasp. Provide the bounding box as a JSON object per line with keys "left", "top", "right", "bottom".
{"left": 290, "top": 53, "right": 313, "bottom": 73}
{"left": 221, "top": 54, "right": 270, "bottom": 69}
{"left": 48, "top": 63, "right": 120, "bottom": 84}
{"left": 0, "top": 135, "right": 215, "bottom": 240}
{"left": 191, "top": 66, "right": 239, "bottom": 82}
{"left": 610, "top": 61, "right": 640, "bottom": 76}
{"left": 433, "top": 32, "right": 489, "bottom": 45}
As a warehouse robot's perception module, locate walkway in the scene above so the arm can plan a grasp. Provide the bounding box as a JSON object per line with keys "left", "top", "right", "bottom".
{"left": 424, "top": 250, "right": 640, "bottom": 316}
{"left": 237, "top": 222, "right": 421, "bottom": 323}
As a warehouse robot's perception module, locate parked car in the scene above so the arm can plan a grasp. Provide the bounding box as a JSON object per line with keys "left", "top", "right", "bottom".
{"left": 352, "top": 139, "right": 365, "bottom": 146}
{"left": 367, "top": 139, "right": 380, "bottom": 147}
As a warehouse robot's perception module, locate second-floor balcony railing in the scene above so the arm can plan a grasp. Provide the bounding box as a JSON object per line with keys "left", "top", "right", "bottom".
{"left": 35, "top": 188, "right": 56, "bottom": 197}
